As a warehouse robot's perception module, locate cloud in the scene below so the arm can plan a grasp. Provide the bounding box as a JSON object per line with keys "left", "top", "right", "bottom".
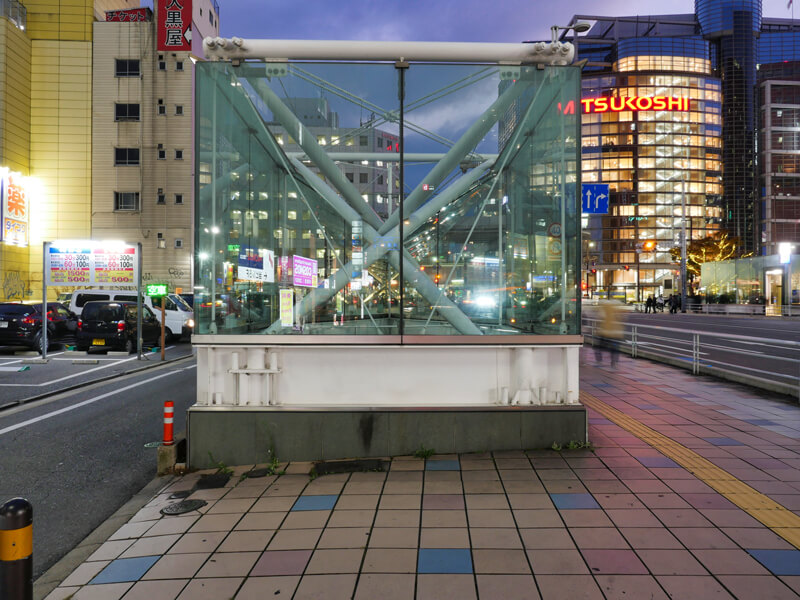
{"left": 405, "top": 74, "right": 500, "bottom": 140}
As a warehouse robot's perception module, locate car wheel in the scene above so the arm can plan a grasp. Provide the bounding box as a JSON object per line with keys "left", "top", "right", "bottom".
{"left": 124, "top": 338, "right": 136, "bottom": 354}
{"left": 164, "top": 327, "right": 174, "bottom": 343}
{"left": 33, "top": 332, "right": 45, "bottom": 354}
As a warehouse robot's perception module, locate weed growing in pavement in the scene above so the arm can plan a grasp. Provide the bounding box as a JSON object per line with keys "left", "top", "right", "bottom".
{"left": 413, "top": 445, "right": 435, "bottom": 459}
{"left": 265, "top": 449, "right": 285, "bottom": 476}
{"left": 207, "top": 452, "right": 233, "bottom": 475}
{"left": 550, "top": 440, "right": 594, "bottom": 452}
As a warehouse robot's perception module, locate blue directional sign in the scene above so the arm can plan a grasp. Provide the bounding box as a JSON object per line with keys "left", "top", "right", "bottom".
{"left": 582, "top": 183, "right": 609, "bottom": 214}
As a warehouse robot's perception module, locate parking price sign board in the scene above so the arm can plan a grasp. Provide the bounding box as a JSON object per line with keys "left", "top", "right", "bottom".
{"left": 45, "top": 242, "right": 139, "bottom": 286}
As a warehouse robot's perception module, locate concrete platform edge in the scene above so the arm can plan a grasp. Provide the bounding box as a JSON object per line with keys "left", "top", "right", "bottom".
{"left": 188, "top": 406, "right": 587, "bottom": 468}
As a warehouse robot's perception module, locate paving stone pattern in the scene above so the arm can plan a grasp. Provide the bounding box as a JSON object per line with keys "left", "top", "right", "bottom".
{"left": 46, "top": 348, "right": 800, "bottom": 599}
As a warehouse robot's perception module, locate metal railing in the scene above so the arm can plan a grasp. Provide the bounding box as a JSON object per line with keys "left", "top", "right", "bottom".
{"left": 0, "top": 0, "right": 26, "bottom": 30}
{"left": 582, "top": 316, "right": 800, "bottom": 400}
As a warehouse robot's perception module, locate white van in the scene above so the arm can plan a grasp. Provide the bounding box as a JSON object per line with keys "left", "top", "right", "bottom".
{"left": 69, "top": 289, "right": 194, "bottom": 341}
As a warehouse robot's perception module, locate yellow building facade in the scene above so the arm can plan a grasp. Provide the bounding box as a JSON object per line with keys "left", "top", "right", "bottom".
{"left": 0, "top": 0, "right": 129, "bottom": 301}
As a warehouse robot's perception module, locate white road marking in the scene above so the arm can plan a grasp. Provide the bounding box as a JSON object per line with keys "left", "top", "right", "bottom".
{"left": 0, "top": 351, "right": 65, "bottom": 366}
{"left": 0, "top": 347, "right": 176, "bottom": 386}
{"left": 0, "top": 364, "right": 196, "bottom": 437}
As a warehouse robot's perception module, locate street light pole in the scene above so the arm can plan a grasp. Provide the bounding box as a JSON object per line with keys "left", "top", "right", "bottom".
{"left": 681, "top": 172, "right": 688, "bottom": 313}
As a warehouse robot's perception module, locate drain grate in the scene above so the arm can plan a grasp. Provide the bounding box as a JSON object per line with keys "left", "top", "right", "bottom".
{"left": 196, "top": 472, "right": 230, "bottom": 489}
{"left": 247, "top": 468, "right": 272, "bottom": 478}
{"left": 160, "top": 499, "right": 207, "bottom": 515}
{"left": 313, "top": 459, "right": 389, "bottom": 476}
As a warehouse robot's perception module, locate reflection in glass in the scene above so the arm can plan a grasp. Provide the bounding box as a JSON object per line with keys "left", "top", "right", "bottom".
{"left": 194, "top": 61, "right": 580, "bottom": 337}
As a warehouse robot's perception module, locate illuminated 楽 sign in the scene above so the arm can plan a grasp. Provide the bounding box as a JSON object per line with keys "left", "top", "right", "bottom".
{"left": 581, "top": 97, "right": 691, "bottom": 113}
{"left": 0, "top": 169, "right": 30, "bottom": 246}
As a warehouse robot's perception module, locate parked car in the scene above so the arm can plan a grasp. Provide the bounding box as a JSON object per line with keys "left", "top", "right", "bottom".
{"left": 69, "top": 289, "right": 194, "bottom": 341}
{"left": 75, "top": 301, "right": 161, "bottom": 353}
{"left": 0, "top": 302, "right": 77, "bottom": 353}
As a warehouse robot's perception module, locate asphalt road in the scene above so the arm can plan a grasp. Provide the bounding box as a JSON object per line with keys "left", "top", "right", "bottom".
{"left": 0, "top": 343, "right": 195, "bottom": 407}
{"left": 587, "top": 311, "right": 800, "bottom": 387}
{"left": 0, "top": 356, "right": 197, "bottom": 579}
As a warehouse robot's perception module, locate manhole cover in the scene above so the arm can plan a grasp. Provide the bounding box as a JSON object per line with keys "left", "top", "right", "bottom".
{"left": 247, "top": 468, "right": 271, "bottom": 478}
{"left": 313, "top": 459, "right": 389, "bottom": 476}
{"left": 160, "top": 499, "right": 206, "bottom": 515}
{"left": 168, "top": 490, "right": 192, "bottom": 499}
{"left": 143, "top": 441, "right": 161, "bottom": 448}
{"left": 196, "top": 473, "right": 230, "bottom": 489}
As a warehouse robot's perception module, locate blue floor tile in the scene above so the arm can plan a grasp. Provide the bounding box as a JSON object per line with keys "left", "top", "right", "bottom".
{"left": 702, "top": 437, "right": 743, "bottom": 446}
{"left": 549, "top": 493, "right": 601, "bottom": 509}
{"left": 90, "top": 556, "right": 160, "bottom": 584}
{"left": 418, "top": 548, "right": 473, "bottom": 573}
{"left": 292, "top": 494, "right": 339, "bottom": 511}
{"left": 426, "top": 460, "right": 460, "bottom": 471}
{"left": 747, "top": 549, "right": 800, "bottom": 575}
{"left": 636, "top": 456, "right": 680, "bottom": 468}
{"left": 743, "top": 419, "right": 777, "bottom": 426}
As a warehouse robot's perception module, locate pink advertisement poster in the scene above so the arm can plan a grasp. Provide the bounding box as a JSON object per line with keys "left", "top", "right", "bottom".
{"left": 292, "top": 256, "right": 317, "bottom": 288}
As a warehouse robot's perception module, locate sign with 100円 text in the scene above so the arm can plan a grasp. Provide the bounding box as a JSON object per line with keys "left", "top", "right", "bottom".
{"left": 46, "top": 242, "right": 138, "bottom": 286}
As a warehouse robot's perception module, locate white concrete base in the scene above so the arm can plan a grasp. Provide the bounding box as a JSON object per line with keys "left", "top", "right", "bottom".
{"left": 193, "top": 340, "right": 581, "bottom": 409}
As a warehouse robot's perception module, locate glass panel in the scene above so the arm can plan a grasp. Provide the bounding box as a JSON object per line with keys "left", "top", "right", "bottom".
{"left": 195, "top": 61, "right": 581, "bottom": 338}
{"left": 195, "top": 62, "right": 399, "bottom": 335}
{"left": 402, "top": 65, "right": 581, "bottom": 334}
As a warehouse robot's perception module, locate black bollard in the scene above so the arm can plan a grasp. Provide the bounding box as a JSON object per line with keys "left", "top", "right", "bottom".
{"left": 0, "top": 498, "right": 33, "bottom": 600}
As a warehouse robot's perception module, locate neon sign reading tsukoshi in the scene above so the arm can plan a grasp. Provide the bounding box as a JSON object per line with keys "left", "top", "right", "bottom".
{"left": 581, "top": 96, "right": 691, "bottom": 113}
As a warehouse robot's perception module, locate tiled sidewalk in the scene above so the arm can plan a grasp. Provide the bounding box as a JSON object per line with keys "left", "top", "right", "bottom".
{"left": 44, "top": 348, "right": 800, "bottom": 600}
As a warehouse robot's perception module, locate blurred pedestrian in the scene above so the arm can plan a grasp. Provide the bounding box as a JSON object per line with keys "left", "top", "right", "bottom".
{"left": 645, "top": 295, "right": 654, "bottom": 314}
{"left": 656, "top": 294, "right": 665, "bottom": 312}
{"left": 594, "top": 300, "right": 624, "bottom": 365}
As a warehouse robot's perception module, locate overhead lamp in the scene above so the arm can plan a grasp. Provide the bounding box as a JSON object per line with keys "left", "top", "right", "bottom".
{"left": 550, "top": 21, "right": 591, "bottom": 44}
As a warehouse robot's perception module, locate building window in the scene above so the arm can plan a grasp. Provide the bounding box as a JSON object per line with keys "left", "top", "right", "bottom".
{"left": 176, "top": 61, "right": 184, "bottom": 71}
{"left": 175, "top": 194, "right": 183, "bottom": 204}
{"left": 174, "top": 238, "right": 184, "bottom": 249}
{"left": 346, "top": 173, "right": 354, "bottom": 182}
{"left": 157, "top": 105, "right": 166, "bottom": 116}
{"left": 359, "top": 173, "right": 368, "bottom": 184}
{"left": 114, "top": 103, "right": 140, "bottom": 122}
{"left": 157, "top": 232, "right": 166, "bottom": 249}
{"left": 157, "top": 147, "right": 166, "bottom": 160}
{"left": 359, "top": 135, "right": 368, "bottom": 147}
{"left": 158, "top": 54, "right": 166, "bottom": 70}
{"left": 175, "top": 105, "right": 183, "bottom": 115}
{"left": 175, "top": 149, "right": 183, "bottom": 160}
{"left": 114, "top": 148, "right": 139, "bottom": 166}
{"left": 115, "top": 59, "right": 140, "bottom": 77}
{"left": 114, "top": 192, "right": 140, "bottom": 211}
{"left": 157, "top": 193, "right": 165, "bottom": 204}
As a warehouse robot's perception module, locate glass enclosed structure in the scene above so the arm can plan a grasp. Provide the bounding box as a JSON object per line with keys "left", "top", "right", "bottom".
{"left": 194, "top": 61, "right": 581, "bottom": 339}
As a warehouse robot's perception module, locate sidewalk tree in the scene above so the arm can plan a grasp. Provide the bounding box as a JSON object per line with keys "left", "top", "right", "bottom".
{"left": 670, "top": 231, "right": 750, "bottom": 287}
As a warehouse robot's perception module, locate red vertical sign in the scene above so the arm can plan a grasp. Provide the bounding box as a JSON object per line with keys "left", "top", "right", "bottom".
{"left": 157, "top": 0, "right": 192, "bottom": 51}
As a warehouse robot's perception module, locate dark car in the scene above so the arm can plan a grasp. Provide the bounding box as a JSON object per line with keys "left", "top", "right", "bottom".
{"left": 0, "top": 302, "right": 77, "bottom": 353}
{"left": 76, "top": 301, "right": 161, "bottom": 353}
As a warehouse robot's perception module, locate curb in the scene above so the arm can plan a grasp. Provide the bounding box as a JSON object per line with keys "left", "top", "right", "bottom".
{"left": 0, "top": 352, "right": 194, "bottom": 413}
{"left": 33, "top": 474, "right": 175, "bottom": 600}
